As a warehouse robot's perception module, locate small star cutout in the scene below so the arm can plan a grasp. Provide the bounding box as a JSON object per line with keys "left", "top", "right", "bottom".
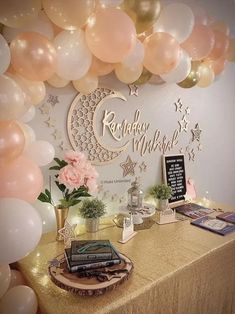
{"left": 120, "top": 155, "right": 137, "bottom": 177}
{"left": 52, "top": 129, "right": 62, "bottom": 140}
{"left": 128, "top": 84, "right": 139, "bottom": 97}
{"left": 178, "top": 115, "right": 189, "bottom": 133}
{"left": 197, "top": 143, "right": 203, "bottom": 151}
{"left": 185, "top": 107, "right": 190, "bottom": 115}
{"left": 58, "top": 220, "right": 76, "bottom": 247}
{"left": 39, "top": 103, "right": 50, "bottom": 115}
{"left": 191, "top": 123, "right": 202, "bottom": 142}
{"left": 49, "top": 258, "right": 60, "bottom": 268}
{"left": 45, "top": 117, "right": 56, "bottom": 128}
{"left": 47, "top": 94, "right": 59, "bottom": 106}
{"left": 139, "top": 161, "right": 147, "bottom": 173}
{"left": 174, "top": 98, "right": 183, "bottom": 112}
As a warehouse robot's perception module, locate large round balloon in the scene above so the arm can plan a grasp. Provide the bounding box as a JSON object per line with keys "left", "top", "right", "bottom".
{"left": 0, "top": 264, "right": 10, "bottom": 298}
{"left": 42, "top": 0, "right": 95, "bottom": 30}
{"left": 122, "top": 0, "right": 161, "bottom": 34}
{"left": 226, "top": 38, "right": 235, "bottom": 62}
{"left": 54, "top": 30, "right": 92, "bottom": 81}
{"left": 204, "top": 56, "right": 226, "bottom": 76}
{"left": 161, "top": 50, "right": 191, "bottom": 83}
{"left": 143, "top": 32, "right": 181, "bottom": 75}
{"left": 0, "top": 75, "right": 26, "bottom": 120}
{"left": 197, "top": 63, "right": 215, "bottom": 88}
{"left": 73, "top": 73, "right": 98, "bottom": 94}
{"left": 25, "top": 140, "right": 55, "bottom": 167}
{"left": 0, "top": 285, "right": 38, "bottom": 314}
{"left": 0, "top": 34, "right": 10, "bottom": 75}
{"left": 86, "top": 8, "right": 136, "bottom": 63}
{"left": 0, "top": 156, "right": 43, "bottom": 203}
{"left": 208, "top": 30, "right": 229, "bottom": 60}
{"left": 8, "top": 270, "right": 26, "bottom": 289}
{"left": 89, "top": 56, "right": 114, "bottom": 77}
{"left": 0, "top": 120, "right": 25, "bottom": 161}
{"left": 33, "top": 200, "right": 56, "bottom": 234}
{"left": 154, "top": 3, "right": 194, "bottom": 43}
{"left": 0, "top": 198, "right": 42, "bottom": 264}
{"left": 177, "top": 61, "right": 201, "bottom": 88}
{"left": 210, "top": 20, "right": 230, "bottom": 36}
{"left": 122, "top": 39, "right": 145, "bottom": 67}
{"left": 134, "top": 68, "right": 152, "bottom": 85}
{"left": 181, "top": 25, "right": 215, "bottom": 61}
{"left": 10, "top": 32, "right": 57, "bottom": 81}
{"left": 115, "top": 63, "right": 143, "bottom": 84}
{"left": 0, "top": 0, "right": 41, "bottom": 28}
{"left": 47, "top": 73, "right": 70, "bottom": 88}
{"left": 20, "top": 106, "right": 36, "bottom": 123}
{"left": 17, "top": 123, "right": 36, "bottom": 148}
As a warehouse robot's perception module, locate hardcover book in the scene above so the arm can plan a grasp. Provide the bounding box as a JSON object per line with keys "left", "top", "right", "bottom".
{"left": 174, "top": 203, "right": 214, "bottom": 219}
{"left": 71, "top": 240, "right": 113, "bottom": 262}
{"left": 191, "top": 216, "right": 235, "bottom": 236}
{"left": 216, "top": 212, "right": 235, "bottom": 224}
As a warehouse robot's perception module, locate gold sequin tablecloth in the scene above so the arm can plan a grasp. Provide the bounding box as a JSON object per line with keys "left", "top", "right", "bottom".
{"left": 18, "top": 202, "right": 235, "bottom": 314}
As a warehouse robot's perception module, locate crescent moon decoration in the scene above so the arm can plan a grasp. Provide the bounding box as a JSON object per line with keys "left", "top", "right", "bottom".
{"left": 67, "top": 88, "right": 129, "bottom": 165}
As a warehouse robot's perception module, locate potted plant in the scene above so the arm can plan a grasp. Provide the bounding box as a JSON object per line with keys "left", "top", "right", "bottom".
{"left": 148, "top": 184, "right": 172, "bottom": 211}
{"left": 79, "top": 198, "right": 106, "bottom": 233}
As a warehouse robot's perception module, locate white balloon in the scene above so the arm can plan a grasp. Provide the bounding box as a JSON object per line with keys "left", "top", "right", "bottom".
{"left": 54, "top": 30, "right": 92, "bottom": 80}
{"left": 122, "top": 39, "right": 145, "bottom": 68}
{"left": 47, "top": 73, "right": 70, "bottom": 88}
{"left": 17, "top": 122, "right": 36, "bottom": 147}
{"left": 0, "top": 34, "right": 10, "bottom": 75}
{"left": 0, "top": 264, "right": 10, "bottom": 298}
{"left": 161, "top": 50, "right": 191, "bottom": 83}
{"left": 25, "top": 140, "right": 55, "bottom": 166}
{"left": 0, "top": 285, "right": 38, "bottom": 314}
{"left": 154, "top": 3, "right": 195, "bottom": 43}
{"left": 20, "top": 106, "right": 36, "bottom": 123}
{"left": 8, "top": 270, "right": 26, "bottom": 289}
{"left": 0, "top": 198, "right": 42, "bottom": 264}
{"left": 33, "top": 200, "right": 56, "bottom": 233}
{"left": 98, "top": 0, "right": 123, "bottom": 8}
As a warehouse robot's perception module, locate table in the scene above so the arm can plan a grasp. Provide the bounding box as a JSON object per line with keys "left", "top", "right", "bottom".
{"left": 18, "top": 201, "right": 235, "bottom": 314}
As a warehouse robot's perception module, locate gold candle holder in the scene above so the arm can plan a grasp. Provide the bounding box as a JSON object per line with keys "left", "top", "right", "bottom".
{"left": 54, "top": 206, "right": 69, "bottom": 241}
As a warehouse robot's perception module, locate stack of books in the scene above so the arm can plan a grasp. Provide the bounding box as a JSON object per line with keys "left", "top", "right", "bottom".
{"left": 64, "top": 240, "right": 122, "bottom": 273}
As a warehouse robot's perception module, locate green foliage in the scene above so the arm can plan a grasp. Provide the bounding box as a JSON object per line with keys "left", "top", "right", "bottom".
{"left": 79, "top": 198, "right": 106, "bottom": 219}
{"left": 148, "top": 184, "right": 172, "bottom": 200}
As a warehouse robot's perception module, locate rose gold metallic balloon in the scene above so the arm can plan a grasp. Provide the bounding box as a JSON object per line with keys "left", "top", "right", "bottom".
{"left": 208, "top": 30, "right": 229, "bottom": 60}
{"left": 89, "top": 56, "right": 114, "bottom": 76}
{"left": 10, "top": 32, "right": 57, "bottom": 81}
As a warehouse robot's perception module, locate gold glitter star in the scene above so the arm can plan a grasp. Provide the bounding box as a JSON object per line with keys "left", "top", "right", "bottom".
{"left": 128, "top": 84, "right": 139, "bottom": 97}
{"left": 191, "top": 123, "right": 202, "bottom": 142}
{"left": 174, "top": 98, "right": 183, "bottom": 112}
{"left": 185, "top": 107, "right": 190, "bottom": 115}
{"left": 45, "top": 117, "right": 56, "bottom": 128}
{"left": 58, "top": 220, "right": 76, "bottom": 247}
{"left": 120, "top": 155, "right": 137, "bottom": 177}
{"left": 197, "top": 143, "right": 203, "bottom": 151}
{"left": 178, "top": 115, "right": 189, "bottom": 133}
{"left": 139, "top": 161, "right": 147, "bottom": 173}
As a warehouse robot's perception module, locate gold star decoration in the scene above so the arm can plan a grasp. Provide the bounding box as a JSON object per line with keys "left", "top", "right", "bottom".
{"left": 139, "top": 161, "right": 147, "bottom": 173}
{"left": 128, "top": 84, "right": 139, "bottom": 97}
{"left": 45, "top": 117, "right": 56, "bottom": 128}
{"left": 58, "top": 220, "right": 76, "bottom": 248}
{"left": 174, "top": 98, "right": 183, "bottom": 112}
{"left": 47, "top": 94, "right": 59, "bottom": 106}
{"left": 191, "top": 123, "right": 202, "bottom": 142}
{"left": 39, "top": 103, "right": 50, "bottom": 115}
{"left": 120, "top": 155, "right": 137, "bottom": 177}
{"left": 178, "top": 115, "right": 189, "bottom": 133}
{"left": 52, "top": 129, "right": 62, "bottom": 140}
{"left": 185, "top": 107, "right": 190, "bottom": 115}
{"left": 197, "top": 143, "right": 203, "bottom": 151}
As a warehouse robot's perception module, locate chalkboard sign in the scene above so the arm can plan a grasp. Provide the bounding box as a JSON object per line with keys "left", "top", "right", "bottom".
{"left": 163, "top": 154, "right": 186, "bottom": 204}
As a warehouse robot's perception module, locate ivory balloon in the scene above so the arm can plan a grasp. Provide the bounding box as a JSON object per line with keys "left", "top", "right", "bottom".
{"left": 177, "top": 61, "right": 201, "bottom": 88}
{"left": 54, "top": 30, "right": 92, "bottom": 81}
{"left": 0, "top": 156, "right": 43, "bottom": 203}
{"left": 143, "top": 32, "right": 181, "bottom": 75}
{"left": 226, "top": 38, "right": 235, "bottom": 62}
{"left": 115, "top": 63, "right": 143, "bottom": 84}
{"left": 42, "top": 0, "right": 95, "bottom": 30}
{"left": 89, "top": 56, "right": 114, "bottom": 77}
{"left": 161, "top": 50, "right": 191, "bottom": 83}
{"left": 154, "top": 3, "right": 195, "bottom": 43}
{"left": 0, "top": 264, "right": 10, "bottom": 298}
{"left": 197, "top": 63, "right": 215, "bottom": 88}
{"left": 73, "top": 73, "right": 98, "bottom": 94}
{"left": 86, "top": 8, "right": 136, "bottom": 63}
{"left": 47, "top": 73, "right": 70, "bottom": 88}
{"left": 0, "top": 75, "right": 26, "bottom": 120}
{"left": 122, "top": 39, "right": 145, "bottom": 68}
{"left": 17, "top": 123, "right": 36, "bottom": 147}
{"left": 208, "top": 30, "right": 229, "bottom": 60}
{"left": 0, "top": 120, "right": 25, "bottom": 161}
{"left": 0, "top": 0, "right": 41, "bottom": 28}
{"left": 134, "top": 68, "right": 152, "bottom": 85}
{"left": 20, "top": 106, "right": 36, "bottom": 123}
{"left": 99, "top": 0, "right": 123, "bottom": 7}
{"left": 204, "top": 56, "right": 226, "bottom": 76}
{"left": 8, "top": 270, "right": 26, "bottom": 289}
{"left": 210, "top": 21, "right": 230, "bottom": 36}
{"left": 10, "top": 32, "right": 57, "bottom": 81}
{"left": 33, "top": 200, "right": 56, "bottom": 234}
{"left": 190, "top": 5, "right": 208, "bottom": 26}
{"left": 0, "top": 285, "right": 38, "bottom": 314}
{"left": 0, "top": 34, "right": 10, "bottom": 75}
{"left": 0, "top": 198, "right": 42, "bottom": 264}
{"left": 25, "top": 140, "right": 55, "bottom": 166}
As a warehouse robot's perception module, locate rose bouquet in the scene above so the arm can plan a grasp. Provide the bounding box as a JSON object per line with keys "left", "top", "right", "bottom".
{"left": 38, "top": 151, "right": 98, "bottom": 208}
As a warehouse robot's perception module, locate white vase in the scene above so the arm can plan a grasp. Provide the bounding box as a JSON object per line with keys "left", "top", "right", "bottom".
{"left": 158, "top": 199, "right": 169, "bottom": 211}
{"left": 85, "top": 218, "right": 99, "bottom": 233}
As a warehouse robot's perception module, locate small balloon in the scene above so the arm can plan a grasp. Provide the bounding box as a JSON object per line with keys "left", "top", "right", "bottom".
{"left": 20, "top": 106, "right": 36, "bottom": 123}
{"left": 208, "top": 30, "right": 229, "bottom": 60}
{"left": 197, "top": 63, "right": 215, "bottom": 88}
{"left": 0, "top": 34, "right": 10, "bottom": 75}
{"left": 0, "top": 264, "right": 11, "bottom": 298}
{"left": 33, "top": 200, "right": 56, "bottom": 234}
{"left": 226, "top": 38, "right": 235, "bottom": 62}
{"left": 122, "top": 39, "right": 145, "bottom": 68}
{"left": 89, "top": 56, "right": 114, "bottom": 77}
{"left": 115, "top": 63, "right": 143, "bottom": 84}
{"left": 25, "top": 140, "right": 55, "bottom": 167}
{"left": 8, "top": 270, "right": 26, "bottom": 289}
{"left": 73, "top": 73, "right": 98, "bottom": 94}
{"left": 47, "top": 73, "right": 70, "bottom": 88}
{"left": 177, "top": 61, "right": 201, "bottom": 88}
{"left": 134, "top": 68, "right": 152, "bottom": 85}
{"left": 210, "top": 20, "right": 230, "bottom": 36}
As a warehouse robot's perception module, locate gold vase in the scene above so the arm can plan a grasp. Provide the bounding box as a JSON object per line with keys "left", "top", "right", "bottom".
{"left": 54, "top": 206, "right": 69, "bottom": 241}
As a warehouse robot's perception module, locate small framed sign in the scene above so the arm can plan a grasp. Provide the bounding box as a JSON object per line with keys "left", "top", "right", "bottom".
{"left": 162, "top": 154, "right": 186, "bottom": 204}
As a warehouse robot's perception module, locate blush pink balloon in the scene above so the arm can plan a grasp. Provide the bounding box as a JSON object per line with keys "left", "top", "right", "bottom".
{"left": 8, "top": 270, "right": 26, "bottom": 289}
{"left": 86, "top": 8, "right": 136, "bottom": 63}
{"left": 143, "top": 32, "right": 181, "bottom": 75}
{"left": 0, "top": 156, "right": 43, "bottom": 203}
{"left": 0, "top": 120, "right": 25, "bottom": 161}
{"left": 208, "top": 30, "right": 229, "bottom": 60}
{"left": 10, "top": 32, "right": 57, "bottom": 81}
{"left": 181, "top": 25, "right": 215, "bottom": 61}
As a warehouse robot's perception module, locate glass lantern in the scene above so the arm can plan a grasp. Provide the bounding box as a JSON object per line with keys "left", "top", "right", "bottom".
{"left": 127, "top": 178, "right": 143, "bottom": 210}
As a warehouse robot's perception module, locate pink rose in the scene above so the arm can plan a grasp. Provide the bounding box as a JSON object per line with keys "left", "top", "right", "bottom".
{"left": 58, "top": 165, "right": 84, "bottom": 191}
{"left": 64, "top": 151, "right": 86, "bottom": 167}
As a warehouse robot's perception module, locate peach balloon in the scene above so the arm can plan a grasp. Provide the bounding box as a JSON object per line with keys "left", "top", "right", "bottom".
{"left": 0, "top": 155, "right": 43, "bottom": 203}
{"left": 208, "top": 30, "right": 229, "bottom": 60}
{"left": 204, "top": 56, "right": 226, "bottom": 76}
{"left": 210, "top": 21, "right": 230, "bottom": 36}
{"left": 181, "top": 25, "right": 215, "bottom": 61}
{"left": 10, "top": 32, "right": 57, "bottom": 81}
{"left": 89, "top": 56, "right": 114, "bottom": 76}
{"left": 86, "top": 8, "right": 136, "bottom": 63}
{"left": 115, "top": 63, "right": 143, "bottom": 84}
{"left": 42, "top": 0, "right": 96, "bottom": 30}
{"left": 73, "top": 73, "right": 98, "bottom": 94}
{"left": 0, "top": 75, "right": 26, "bottom": 120}
{"left": 8, "top": 270, "right": 26, "bottom": 289}
{"left": 226, "top": 38, "right": 235, "bottom": 62}
{"left": 0, "top": 0, "right": 41, "bottom": 28}
{"left": 47, "top": 73, "right": 70, "bottom": 88}
{"left": 197, "top": 63, "right": 215, "bottom": 88}
{"left": 143, "top": 32, "right": 181, "bottom": 75}
{"left": 0, "top": 121, "right": 25, "bottom": 161}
